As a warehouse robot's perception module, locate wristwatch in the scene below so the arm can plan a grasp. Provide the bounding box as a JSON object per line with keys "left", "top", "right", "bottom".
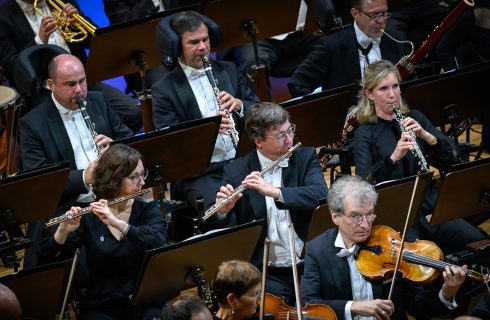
{"left": 430, "top": 137, "right": 438, "bottom": 146}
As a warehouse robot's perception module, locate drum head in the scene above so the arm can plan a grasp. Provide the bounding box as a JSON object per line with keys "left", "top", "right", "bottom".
{"left": 0, "top": 86, "right": 19, "bottom": 109}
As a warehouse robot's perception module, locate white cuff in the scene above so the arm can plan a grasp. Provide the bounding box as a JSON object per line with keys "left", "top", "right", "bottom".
{"left": 438, "top": 289, "right": 458, "bottom": 310}
{"left": 344, "top": 301, "right": 354, "bottom": 320}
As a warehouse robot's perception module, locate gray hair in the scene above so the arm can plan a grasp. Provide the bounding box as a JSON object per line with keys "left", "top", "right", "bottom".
{"left": 328, "top": 175, "right": 378, "bottom": 213}
{"left": 245, "top": 102, "right": 290, "bottom": 142}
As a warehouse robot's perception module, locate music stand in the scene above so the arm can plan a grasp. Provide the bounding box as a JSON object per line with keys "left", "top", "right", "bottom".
{"left": 307, "top": 173, "right": 433, "bottom": 241}
{"left": 235, "top": 86, "right": 355, "bottom": 158}
{"left": 402, "top": 61, "right": 489, "bottom": 128}
{"left": 0, "top": 162, "right": 69, "bottom": 271}
{"left": 113, "top": 116, "right": 220, "bottom": 217}
{"left": 131, "top": 220, "right": 263, "bottom": 304}
{"left": 1, "top": 260, "right": 70, "bottom": 320}
{"left": 431, "top": 158, "right": 490, "bottom": 225}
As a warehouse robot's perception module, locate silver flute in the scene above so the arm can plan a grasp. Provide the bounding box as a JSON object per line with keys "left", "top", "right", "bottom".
{"left": 201, "top": 142, "right": 302, "bottom": 222}
{"left": 200, "top": 55, "right": 240, "bottom": 149}
{"left": 44, "top": 189, "right": 150, "bottom": 228}
{"left": 77, "top": 97, "right": 102, "bottom": 157}
{"left": 393, "top": 106, "right": 429, "bottom": 172}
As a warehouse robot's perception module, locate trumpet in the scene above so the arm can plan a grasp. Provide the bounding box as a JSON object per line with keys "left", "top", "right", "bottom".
{"left": 201, "top": 142, "right": 302, "bottom": 222}
{"left": 44, "top": 189, "right": 150, "bottom": 228}
{"left": 200, "top": 55, "right": 240, "bottom": 149}
{"left": 34, "top": 0, "right": 96, "bottom": 43}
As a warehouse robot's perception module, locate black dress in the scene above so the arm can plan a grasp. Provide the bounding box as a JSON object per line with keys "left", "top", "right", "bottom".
{"left": 38, "top": 199, "right": 167, "bottom": 319}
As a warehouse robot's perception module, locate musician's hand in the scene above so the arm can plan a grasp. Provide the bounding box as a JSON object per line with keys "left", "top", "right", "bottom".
{"left": 217, "top": 110, "right": 233, "bottom": 135}
{"left": 391, "top": 131, "right": 415, "bottom": 162}
{"left": 218, "top": 91, "right": 242, "bottom": 113}
{"left": 91, "top": 199, "right": 116, "bottom": 225}
{"left": 351, "top": 299, "right": 394, "bottom": 320}
{"left": 216, "top": 184, "right": 242, "bottom": 214}
{"left": 54, "top": 207, "right": 81, "bottom": 244}
{"left": 94, "top": 134, "right": 113, "bottom": 154}
{"left": 243, "top": 172, "right": 280, "bottom": 200}
{"left": 441, "top": 265, "right": 466, "bottom": 300}
{"left": 39, "top": 16, "right": 58, "bottom": 43}
{"left": 63, "top": 3, "right": 78, "bottom": 23}
{"left": 83, "top": 160, "right": 98, "bottom": 186}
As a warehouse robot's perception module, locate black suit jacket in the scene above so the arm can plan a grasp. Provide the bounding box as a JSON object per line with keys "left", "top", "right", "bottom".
{"left": 151, "top": 60, "right": 259, "bottom": 129}
{"left": 19, "top": 91, "right": 133, "bottom": 214}
{"left": 301, "top": 228, "right": 458, "bottom": 320}
{"left": 0, "top": 0, "right": 92, "bottom": 84}
{"left": 210, "top": 147, "right": 327, "bottom": 266}
{"left": 288, "top": 25, "right": 409, "bottom": 97}
{"left": 103, "top": 0, "right": 159, "bottom": 25}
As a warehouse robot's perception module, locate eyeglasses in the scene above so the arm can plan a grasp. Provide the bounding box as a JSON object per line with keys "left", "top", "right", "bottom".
{"left": 341, "top": 213, "right": 376, "bottom": 225}
{"left": 126, "top": 169, "right": 149, "bottom": 184}
{"left": 356, "top": 8, "right": 391, "bottom": 21}
{"left": 267, "top": 124, "right": 296, "bottom": 142}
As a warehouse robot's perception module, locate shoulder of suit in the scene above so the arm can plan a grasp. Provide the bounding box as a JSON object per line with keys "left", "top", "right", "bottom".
{"left": 20, "top": 99, "right": 54, "bottom": 123}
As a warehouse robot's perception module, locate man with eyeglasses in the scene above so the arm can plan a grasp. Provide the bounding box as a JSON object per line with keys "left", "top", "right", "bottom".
{"left": 206, "top": 102, "right": 328, "bottom": 305}
{"left": 288, "top": 0, "right": 409, "bottom": 98}
{"left": 301, "top": 175, "right": 467, "bottom": 320}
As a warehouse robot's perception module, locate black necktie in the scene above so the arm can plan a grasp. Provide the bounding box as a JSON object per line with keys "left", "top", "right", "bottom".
{"left": 357, "top": 42, "right": 373, "bottom": 65}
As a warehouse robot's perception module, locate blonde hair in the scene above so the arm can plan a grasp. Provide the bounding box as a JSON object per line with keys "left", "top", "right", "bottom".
{"left": 356, "top": 60, "right": 410, "bottom": 124}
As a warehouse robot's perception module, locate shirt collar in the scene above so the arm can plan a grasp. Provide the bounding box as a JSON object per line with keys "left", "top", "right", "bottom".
{"left": 353, "top": 21, "right": 381, "bottom": 48}
{"left": 179, "top": 60, "right": 206, "bottom": 80}
{"left": 256, "top": 149, "right": 289, "bottom": 170}
{"left": 52, "top": 92, "right": 79, "bottom": 119}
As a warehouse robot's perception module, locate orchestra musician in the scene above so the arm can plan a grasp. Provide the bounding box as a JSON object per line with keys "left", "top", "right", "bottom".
{"left": 151, "top": 11, "right": 259, "bottom": 215}
{"left": 0, "top": 0, "right": 141, "bottom": 132}
{"left": 19, "top": 53, "right": 133, "bottom": 267}
{"left": 288, "top": 0, "right": 409, "bottom": 98}
{"left": 301, "top": 175, "right": 466, "bottom": 320}
{"left": 212, "top": 260, "right": 261, "bottom": 320}
{"left": 353, "top": 59, "right": 490, "bottom": 255}
{"left": 161, "top": 294, "right": 213, "bottom": 320}
{"left": 208, "top": 102, "right": 327, "bottom": 305}
{"left": 38, "top": 144, "right": 167, "bottom": 320}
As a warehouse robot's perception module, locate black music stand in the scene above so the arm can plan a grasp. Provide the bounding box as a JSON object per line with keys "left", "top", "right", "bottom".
{"left": 402, "top": 62, "right": 489, "bottom": 128}
{"left": 307, "top": 173, "right": 433, "bottom": 241}
{"left": 235, "top": 86, "right": 356, "bottom": 158}
{"left": 0, "top": 162, "right": 69, "bottom": 271}
{"left": 131, "top": 220, "right": 263, "bottom": 305}
{"left": 85, "top": 5, "right": 198, "bottom": 84}
{"left": 113, "top": 116, "right": 220, "bottom": 217}
{"left": 202, "top": 0, "right": 302, "bottom": 101}
{"left": 431, "top": 158, "right": 490, "bottom": 225}
{"left": 1, "top": 260, "right": 70, "bottom": 320}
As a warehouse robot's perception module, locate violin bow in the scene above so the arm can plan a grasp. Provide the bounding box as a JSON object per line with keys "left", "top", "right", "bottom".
{"left": 288, "top": 223, "right": 304, "bottom": 320}
{"left": 259, "top": 239, "right": 271, "bottom": 320}
{"left": 387, "top": 174, "right": 422, "bottom": 300}
{"left": 60, "top": 248, "right": 80, "bottom": 320}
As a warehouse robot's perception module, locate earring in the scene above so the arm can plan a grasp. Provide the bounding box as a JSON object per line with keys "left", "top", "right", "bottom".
{"left": 231, "top": 308, "right": 235, "bottom": 315}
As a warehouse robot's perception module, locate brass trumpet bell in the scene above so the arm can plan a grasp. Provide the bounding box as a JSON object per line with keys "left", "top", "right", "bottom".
{"left": 34, "top": 0, "right": 96, "bottom": 43}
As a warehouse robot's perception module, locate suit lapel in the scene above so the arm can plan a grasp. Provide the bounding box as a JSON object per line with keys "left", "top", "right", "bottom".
{"left": 173, "top": 67, "right": 203, "bottom": 120}
{"left": 342, "top": 27, "right": 362, "bottom": 83}
{"left": 282, "top": 150, "right": 298, "bottom": 188}
{"left": 10, "top": 1, "right": 36, "bottom": 45}
{"left": 45, "top": 101, "right": 76, "bottom": 167}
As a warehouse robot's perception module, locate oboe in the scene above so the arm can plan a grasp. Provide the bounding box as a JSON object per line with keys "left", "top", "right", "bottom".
{"left": 77, "top": 97, "right": 102, "bottom": 157}
{"left": 200, "top": 55, "right": 240, "bottom": 149}
{"left": 44, "top": 189, "right": 150, "bottom": 228}
{"left": 201, "top": 142, "right": 302, "bottom": 222}
{"left": 393, "top": 106, "right": 429, "bottom": 173}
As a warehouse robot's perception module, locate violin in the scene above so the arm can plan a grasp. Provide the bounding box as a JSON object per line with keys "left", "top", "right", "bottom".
{"left": 262, "top": 293, "right": 337, "bottom": 320}
{"left": 355, "top": 225, "right": 488, "bottom": 284}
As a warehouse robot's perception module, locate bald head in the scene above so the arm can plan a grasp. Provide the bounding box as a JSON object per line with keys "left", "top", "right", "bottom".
{"left": 0, "top": 284, "right": 21, "bottom": 320}
{"left": 48, "top": 54, "right": 84, "bottom": 82}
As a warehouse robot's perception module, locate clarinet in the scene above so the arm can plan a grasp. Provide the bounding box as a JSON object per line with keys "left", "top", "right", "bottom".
{"left": 393, "top": 107, "right": 429, "bottom": 173}
{"left": 201, "top": 142, "right": 302, "bottom": 222}
{"left": 200, "top": 55, "right": 240, "bottom": 149}
{"left": 77, "top": 97, "right": 102, "bottom": 157}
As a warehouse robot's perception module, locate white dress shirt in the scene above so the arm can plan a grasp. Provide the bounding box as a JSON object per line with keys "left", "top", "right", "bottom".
{"left": 179, "top": 60, "right": 236, "bottom": 163}
{"left": 257, "top": 150, "right": 304, "bottom": 267}
{"left": 353, "top": 22, "right": 382, "bottom": 78}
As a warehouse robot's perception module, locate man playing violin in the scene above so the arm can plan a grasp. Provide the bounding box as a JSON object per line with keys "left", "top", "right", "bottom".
{"left": 301, "top": 175, "right": 466, "bottom": 320}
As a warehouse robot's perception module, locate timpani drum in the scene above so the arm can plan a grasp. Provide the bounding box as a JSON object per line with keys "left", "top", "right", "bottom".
{"left": 0, "top": 86, "right": 21, "bottom": 177}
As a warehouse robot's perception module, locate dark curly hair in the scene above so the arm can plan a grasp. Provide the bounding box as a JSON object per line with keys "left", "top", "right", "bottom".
{"left": 92, "top": 144, "right": 143, "bottom": 200}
